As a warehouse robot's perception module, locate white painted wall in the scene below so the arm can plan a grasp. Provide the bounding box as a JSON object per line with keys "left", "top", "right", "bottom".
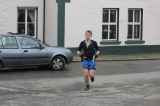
{"left": 45, "top": 0, "right": 58, "bottom": 46}
{"left": 65, "top": 0, "right": 160, "bottom": 47}
{"left": 0, "top": 0, "right": 44, "bottom": 40}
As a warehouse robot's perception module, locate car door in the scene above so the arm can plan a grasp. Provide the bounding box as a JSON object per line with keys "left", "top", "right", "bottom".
{"left": 0, "top": 36, "right": 22, "bottom": 67}
{"left": 18, "top": 37, "right": 50, "bottom": 66}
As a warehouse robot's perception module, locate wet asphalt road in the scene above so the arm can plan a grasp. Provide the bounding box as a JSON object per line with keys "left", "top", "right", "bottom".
{"left": 0, "top": 60, "right": 160, "bottom": 106}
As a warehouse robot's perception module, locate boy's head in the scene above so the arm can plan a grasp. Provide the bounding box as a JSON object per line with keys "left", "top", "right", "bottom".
{"left": 85, "top": 30, "right": 92, "bottom": 40}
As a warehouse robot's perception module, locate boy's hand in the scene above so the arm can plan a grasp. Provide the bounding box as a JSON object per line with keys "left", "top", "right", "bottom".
{"left": 96, "top": 51, "right": 100, "bottom": 56}
{"left": 77, "top": 51, "right": 82, "bottom": 56}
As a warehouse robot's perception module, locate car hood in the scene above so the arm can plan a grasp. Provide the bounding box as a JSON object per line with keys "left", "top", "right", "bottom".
{"left": 43, "top": 46, "right": 71, "bottom": 53}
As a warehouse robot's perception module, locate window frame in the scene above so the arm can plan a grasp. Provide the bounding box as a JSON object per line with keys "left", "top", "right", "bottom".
{"left": 17, "top": 7, "right": 38, "bottom": 38}
{"left": 102, "top": 8, "right": 119, "bottom": 41}
{"left": 127, "top": 8, "right": 143, "bottom": 40}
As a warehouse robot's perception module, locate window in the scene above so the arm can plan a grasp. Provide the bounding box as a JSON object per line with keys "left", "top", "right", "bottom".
{"left": 20, "top": 37, "right": 40, "bottom": 49}
{"left": 128, "top": 8, "right": 143, "bottom": 40}
{"left": 2, "top": 36, "right": 18, "bottom": 49}
{"left": 17, "top": 8, "right": 38, "bottom": 37}
{"left": 102, "top": 8, "right": 119, "bottom": 40}
{"left": 0, "top": 37, "right": 3, "bottom": 49}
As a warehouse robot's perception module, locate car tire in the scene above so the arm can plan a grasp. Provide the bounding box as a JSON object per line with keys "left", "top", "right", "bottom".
{"left": 51, "top": 56, "right": 66, "bottom": 71}
{"left": 0, "top": 62, "right": 3, "bottom": 70}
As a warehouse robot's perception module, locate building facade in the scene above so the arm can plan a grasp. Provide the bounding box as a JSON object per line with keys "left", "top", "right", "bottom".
{"left": 0, "top": 0, "right": 44, "bottom": 42}
{"left": 65, "top": 0, "right": 160, "bottom": 47}
{"left": 0, "top": 0, "right": 160, "bottom": 54}
{"left": 0, "top": 0, "right": 58, "bottom": 46}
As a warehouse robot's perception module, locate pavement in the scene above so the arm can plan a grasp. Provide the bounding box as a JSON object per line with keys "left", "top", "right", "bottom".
{"left": 0, "top": 60, "right": 160, "bottom": 106}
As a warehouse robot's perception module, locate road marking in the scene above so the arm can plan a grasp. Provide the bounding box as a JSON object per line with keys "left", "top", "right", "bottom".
{"left": 0, "top": 86, "right": 19, "bottom": 92}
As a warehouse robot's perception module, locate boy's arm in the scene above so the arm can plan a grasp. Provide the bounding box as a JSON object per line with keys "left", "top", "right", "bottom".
{"left": 94, "top": 41, "right": 100, "bottom": 56}
{"left": 77, "top": 41, "right": 83, "bottom": 56}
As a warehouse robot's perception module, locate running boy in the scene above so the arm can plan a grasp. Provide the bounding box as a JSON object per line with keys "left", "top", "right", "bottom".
{"left": 77, "top": 30, "right": 100, "bottom": 90}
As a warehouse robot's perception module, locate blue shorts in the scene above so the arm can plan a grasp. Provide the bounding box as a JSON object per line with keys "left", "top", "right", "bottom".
{"left": 81, "top": 60, "right": 96, "bottom": 70}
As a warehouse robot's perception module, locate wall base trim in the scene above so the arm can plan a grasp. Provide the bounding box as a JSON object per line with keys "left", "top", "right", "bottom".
{"left": 68, "top": 45, "right": 160, "bottom": 55}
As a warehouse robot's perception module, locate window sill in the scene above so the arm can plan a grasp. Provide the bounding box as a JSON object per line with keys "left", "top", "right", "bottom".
{"left": 125, "top": 40, "right": 145, "bottom": 44}
{"left": 100, "top": 40, "right": 121, "bottom": 45}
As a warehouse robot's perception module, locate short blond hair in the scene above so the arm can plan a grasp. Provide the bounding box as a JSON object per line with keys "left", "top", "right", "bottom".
{"left": 86, "top": 30, "right": 92, "bottom": 35}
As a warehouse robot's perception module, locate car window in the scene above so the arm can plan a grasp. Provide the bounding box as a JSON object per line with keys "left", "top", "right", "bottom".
{"left": 20, "top": 37, "right": 40, "bottom": 49}
{"left": 0, "top": 37, "right": 3, "bottom": 48}
{"left": 2, "top": 36, "right": 18, "bottom": 49}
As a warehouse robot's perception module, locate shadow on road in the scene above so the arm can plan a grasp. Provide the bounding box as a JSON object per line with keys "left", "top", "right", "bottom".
{"left": 0, "top": 66, "right": 75, "bottom": 81}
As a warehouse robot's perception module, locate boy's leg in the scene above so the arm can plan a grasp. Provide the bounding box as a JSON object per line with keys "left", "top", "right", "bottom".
{"left": 82, "top": 69, "right": 90, "bottom": 90}
{"left": 88, "top": 61, "right": 96, "bottom": 82}
{"left": 81, "top": 60, "right": 90, "bottom": 90}
{"left": 89, "top": 70, "right": 96, "bottom": 82}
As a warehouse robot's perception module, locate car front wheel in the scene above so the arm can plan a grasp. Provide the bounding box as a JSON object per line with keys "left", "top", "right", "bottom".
{"left": 0, "top": 62, "right": 3, "bottom": 70}
{"left": 51, "top": 56, "right": 66, "bottom": 71}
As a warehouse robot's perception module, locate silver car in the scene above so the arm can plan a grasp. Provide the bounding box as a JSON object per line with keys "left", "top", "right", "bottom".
{"left": 0, "top": 34, "right": 73, "bottom": 71}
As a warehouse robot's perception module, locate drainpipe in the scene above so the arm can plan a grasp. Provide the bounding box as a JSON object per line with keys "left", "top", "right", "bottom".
{"left": 57, "top": 0, "right": 70, "bottom": 47}
{"left": 57, "top": 0, "right": 65, "bottom": 47}
{"left": 43, "top": 0, "right": 46, "bottom": 43}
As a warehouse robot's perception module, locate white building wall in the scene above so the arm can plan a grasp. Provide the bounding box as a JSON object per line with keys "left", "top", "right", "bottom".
{"left": 0, "top": 0, "right": 44, "bottom": 40}
{"left": 65, "top": 0, "right": 160, "bottom": 47}
{"left": 45, "top": 0, "right": 58, "bottom": 46}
